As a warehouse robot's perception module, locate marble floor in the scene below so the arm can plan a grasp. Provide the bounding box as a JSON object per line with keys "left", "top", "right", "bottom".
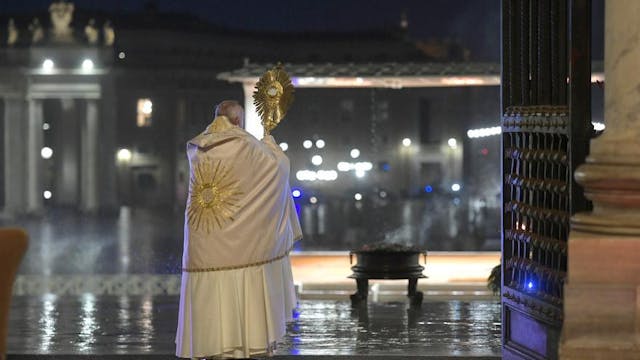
{"left": 7, "top": 297, "right": 501, "bottom": 359}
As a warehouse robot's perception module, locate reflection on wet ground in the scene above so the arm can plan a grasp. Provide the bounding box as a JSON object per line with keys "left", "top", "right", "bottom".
{"left": 4, "top": 208, "right": 501, "bottom": 358}
{"left": 8, "top": 297, "right": 500, "bottom": 358}
{"left": 1, "top": 206, "right": 498, "bottom": 277}
{"left": 3, "top": 208, "right": 184, "bottom": 275}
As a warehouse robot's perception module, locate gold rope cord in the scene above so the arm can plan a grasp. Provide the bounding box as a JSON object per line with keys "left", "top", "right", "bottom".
{"left": 182, "top": 244, "right": 298, "bottom": 273}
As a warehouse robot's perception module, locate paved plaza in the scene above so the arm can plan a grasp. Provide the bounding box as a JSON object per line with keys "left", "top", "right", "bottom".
{"left": 3, "top": 209, "right": 501, "bottom": 358}
{"left": 7, "top": 297, "right": 500, "bottom": 359}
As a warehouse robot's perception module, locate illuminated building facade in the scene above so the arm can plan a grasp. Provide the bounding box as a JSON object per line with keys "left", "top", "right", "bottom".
{"left": 1, "top": 4, "right": 499, "bottom": 218}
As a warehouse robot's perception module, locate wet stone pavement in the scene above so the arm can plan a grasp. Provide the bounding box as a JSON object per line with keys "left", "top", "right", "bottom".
{"left": 7, "top": 297, "right": 501, "bottom": 359}
{"left": 4, "top": 209, "right": 502, "bottom": 358}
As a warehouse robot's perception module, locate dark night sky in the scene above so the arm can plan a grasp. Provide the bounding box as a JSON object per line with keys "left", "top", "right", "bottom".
{"left": 1, "top": 0, "right": 603, "bottom": 61}
{"left": 1, "top": 0, "right": 502, "bottom": 60}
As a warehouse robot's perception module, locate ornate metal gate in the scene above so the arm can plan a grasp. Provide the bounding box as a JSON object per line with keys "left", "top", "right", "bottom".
{"left": 501, "top": 0, "right": 592, "bottom": 358}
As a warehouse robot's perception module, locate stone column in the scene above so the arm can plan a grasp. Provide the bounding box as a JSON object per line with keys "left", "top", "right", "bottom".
{"left": 560, "top": 1, "right": 640, "bottom": 358}
{"left": 2, "top": 97, "right": 27, "bottom": 215}
{"left": 55, "top": 99, "right": 80, "bottom": 207}
{"left": 99, "top": 79, "right": 118, "bottom": 212}
{"left": 80, "top": 99, "right": 99, "bottom": 212}
{"left": 242, "top": 82, "right": 262, "bottom": 139}
{"left": 26, "top": 99, "right": 43, "bottom": 214}
{"left": 174, "top": 98, "right": 188, "bottom": 207}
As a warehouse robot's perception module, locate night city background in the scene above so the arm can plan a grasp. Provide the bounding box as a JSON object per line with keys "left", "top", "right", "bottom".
{"left": 0, "top": 0, "right": 605, "bottom": 263}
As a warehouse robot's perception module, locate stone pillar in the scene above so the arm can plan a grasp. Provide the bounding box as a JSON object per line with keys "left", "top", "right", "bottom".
{"left": 2, "top": 97, "right": 27, "bottom": 215}
{"left": 26, "top": 99, "right": 43, "bottom": 214}
{"left": 560, "top": 1, "right": 640, "bottom": 358}
{"left": 99, "top": 78, "right": 118, "bottom": 212}
{"left": 80, "top": 99, "right": 99, "bottom": 212}
{"left": 174, "top": 98, "right": 188, "bottom": 207}
{"left": 242, "top": 82, "right": 262, "bottom": 139}
{"left": 55, "top": 99, "right": 80, "bottom": 207}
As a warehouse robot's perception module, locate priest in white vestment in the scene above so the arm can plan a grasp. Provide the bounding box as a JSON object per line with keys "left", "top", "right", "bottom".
{"left": 176, "top": 100, "right": 302, "bottom": 359}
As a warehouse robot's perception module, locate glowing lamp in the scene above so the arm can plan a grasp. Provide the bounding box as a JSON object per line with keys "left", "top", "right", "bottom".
{"left": 41, "top": 147, "right": 53, "bottom": 159}
{"left": 82, "top": 59, "right": 94, "bottom": 71}
{"left": 117, "top": 148, "right": 132, "bottom": 162}
{"left": 42, "top": 59, "right": 54, "bottom": 71}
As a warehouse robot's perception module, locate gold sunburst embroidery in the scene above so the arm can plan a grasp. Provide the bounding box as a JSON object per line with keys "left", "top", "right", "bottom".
{"left": 187, "top": 160, "right": 242, "bottom": 233}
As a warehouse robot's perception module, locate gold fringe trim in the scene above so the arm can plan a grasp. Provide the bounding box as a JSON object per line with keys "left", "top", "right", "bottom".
{"left": 183, "top": 245, "right": 297, "bottom": 273}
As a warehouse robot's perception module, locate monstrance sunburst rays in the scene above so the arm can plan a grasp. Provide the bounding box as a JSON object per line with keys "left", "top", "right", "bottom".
{"left": 253, "top": 63, "right": 294, "bottom": 137}
{"left": 187, "top": 160, "right": 242, "bottom": 233}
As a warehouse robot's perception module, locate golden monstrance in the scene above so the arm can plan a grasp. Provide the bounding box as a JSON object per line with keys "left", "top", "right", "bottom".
{"left": 253, "top": 63, "right": 295, "bottom": 137}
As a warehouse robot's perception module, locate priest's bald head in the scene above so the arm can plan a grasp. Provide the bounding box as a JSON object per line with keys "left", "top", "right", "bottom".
{"left": 214, "top": 100, "right": 244, "bottom": 128}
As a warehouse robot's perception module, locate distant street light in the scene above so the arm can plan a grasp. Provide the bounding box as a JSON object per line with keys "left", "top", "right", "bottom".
{"left": 117, "top": 148, "right": 132, "bottom": 162}
{"left": 354, "top": 193, "right": 362, "bottom": 201}
{"left": 42, "top": 59, "right": 54, "bottom": 71}
{"left": 40, "top": 147, "right": 53, "bottom": 159}
{"left": 466, "top": 126, "right": 502, "bottom": 139}
{"left": 402, "top": 138, "right": 412, "bottom": 147}
{"left": 279, "top": 142, "right": 289, "bottom": 151}
{"left": 311, "top": 155, "right": 323, "bottom": 166}
{"left": 350, "top": 148, "right": 360, "bottom": 159}
{"left": 43, "top": 190, "right": 52, "bottom": 199}
{"left": 451, "top": 183, "right": 461, "bottom": 192}
{"left": 447, "top": 138, "right": 457, "bottom": 148}
{"left": 303, "top": 140, "right": 313, "bottom": 149}
{"left": 315, "top": 139, "right": 325, "bottom": 149}
{"left": 82, "top": 59, "right": 94, "bottom": 71}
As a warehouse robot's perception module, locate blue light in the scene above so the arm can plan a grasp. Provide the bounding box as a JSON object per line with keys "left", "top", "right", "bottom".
{"left": 424, "top": 185, "right": 433, "bottom": 193}
{"left": 292, "top": 188, "right": 302, "bottom": 198}
{"left": 382, "top": 163, "right": 391, "bottom": 172}
{"left": 527, "top": 281, "right": 534, "bottom": 289}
